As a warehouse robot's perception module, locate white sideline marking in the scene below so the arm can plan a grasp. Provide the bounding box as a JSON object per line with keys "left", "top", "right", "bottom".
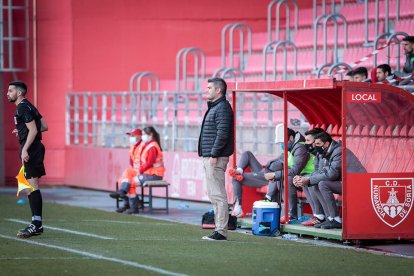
{"left": 82, "top": 219, "right": 177, "bottom": 226}
{"left": 6, "top": 219, "right": 114, "bottom": 240}
{"left": 0, "top": 257, "right": 93, "bottom": 260}
{"left": 0, "top": 234, "right": 187, "bottom": 276}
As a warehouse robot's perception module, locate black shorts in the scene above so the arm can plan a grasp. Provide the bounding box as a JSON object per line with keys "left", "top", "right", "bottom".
{"left": 19, "top": 141, "right": 46, "bottom": 179}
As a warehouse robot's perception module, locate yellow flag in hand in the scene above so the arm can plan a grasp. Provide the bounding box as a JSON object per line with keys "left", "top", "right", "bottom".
{"left": 16, "top": 166, "right": 35, "bottom": 196}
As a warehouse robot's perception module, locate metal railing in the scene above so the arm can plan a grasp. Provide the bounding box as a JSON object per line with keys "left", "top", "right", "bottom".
{"left": 66, "top": 90, "right": 305, "bottom": 156}
{"left": 267, "top": 0, "right": 298, "bottom": 43}
{"left": 219, "top": 22, "right": 252, "bottom": 72}
{"left": 313, "top": 13, "right": 348, "bottom": 72}
{"left": 364, "top": 0, "right": 401, "bottom": 46}
{"left": 262, "top": 40, "right": 297, "bottom": 80}
{"left": 373, "top": 31, "right": 408, "bottom": 71}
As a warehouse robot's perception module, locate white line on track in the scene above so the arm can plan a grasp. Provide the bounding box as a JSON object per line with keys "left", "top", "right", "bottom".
{"left": 0, "top": 234, "right": 187, "bottom": 276}
{"left": 0, "top": 257, "right": 94, "bottom": 260}
{"left": 6, "top": 218, "right": 114, "bottom": 240}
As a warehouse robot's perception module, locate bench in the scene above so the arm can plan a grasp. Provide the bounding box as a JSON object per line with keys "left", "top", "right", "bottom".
{"left": 115, "top": 180, "right": 170, "bottom": 213}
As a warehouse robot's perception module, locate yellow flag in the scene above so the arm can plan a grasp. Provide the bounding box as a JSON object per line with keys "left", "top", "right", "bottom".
{"left": 16, "top": 166, "right": 35, "bottom": 196}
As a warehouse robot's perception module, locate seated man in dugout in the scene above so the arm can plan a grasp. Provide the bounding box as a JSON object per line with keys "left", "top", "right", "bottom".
{"left": 229, "top": 128, "right": 314, "bottom": 222}
{"left": 109, "top": 128, "right": 143, "bottom": 214}
{"left": 293, "top": 131, "right": 366, "bottom": 229}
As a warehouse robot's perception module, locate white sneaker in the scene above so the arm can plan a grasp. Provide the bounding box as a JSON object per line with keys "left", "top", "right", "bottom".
{"left": 232, "top": 204, "right": 244, "bottom": 218}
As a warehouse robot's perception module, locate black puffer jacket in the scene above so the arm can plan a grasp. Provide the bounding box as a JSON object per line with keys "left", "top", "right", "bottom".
{"left": 198, "top": 96, "right": 234, "bottom": 157}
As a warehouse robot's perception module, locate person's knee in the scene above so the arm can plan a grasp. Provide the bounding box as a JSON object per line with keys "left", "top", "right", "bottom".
{"left": 319, "top": 181, "right": 330, "bottom": 192}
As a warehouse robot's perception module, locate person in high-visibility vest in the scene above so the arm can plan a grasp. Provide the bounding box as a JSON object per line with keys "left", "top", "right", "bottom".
{"left": 132, "top": 126, "right": 165, "bottom": 213}
{"left": 109, "top": 128, "right": 142, "bottom": 213}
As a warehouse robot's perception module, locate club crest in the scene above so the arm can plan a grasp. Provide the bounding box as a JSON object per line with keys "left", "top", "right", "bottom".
{"left": 371, "top": 178, "right": 413, "bottom": 228}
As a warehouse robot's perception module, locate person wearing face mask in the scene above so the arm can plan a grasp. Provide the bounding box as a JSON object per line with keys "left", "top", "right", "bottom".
{"left": 135, "top": 126, "right": 165, "bottom": 207}
{"left": 109, "top": 128, "right": 143, "bottom": 214}
{"left": 294, "top": 131, "right": 366, "bottom": 229}
{"left": 295, "top": 128, "right": 327, "bottom": 227}
{"left": 229, "top": 128, "right": 314, "bottom": 224}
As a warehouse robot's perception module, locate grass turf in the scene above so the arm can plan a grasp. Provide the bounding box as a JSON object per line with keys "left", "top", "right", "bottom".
{"left": 0, "top": 194, "right": 413, "bottom": 275}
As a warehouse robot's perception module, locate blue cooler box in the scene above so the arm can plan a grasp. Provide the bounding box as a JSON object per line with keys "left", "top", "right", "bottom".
{"left": 252, "top": 201, "right": 280, "bottom": 236}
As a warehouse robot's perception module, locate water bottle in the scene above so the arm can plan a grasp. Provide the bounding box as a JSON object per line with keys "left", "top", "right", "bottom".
{"left": 17, "top": 199, "right": 26, "bottom": 205}
{"left": 282, "top": 234, "right": 298, "bottom": 240}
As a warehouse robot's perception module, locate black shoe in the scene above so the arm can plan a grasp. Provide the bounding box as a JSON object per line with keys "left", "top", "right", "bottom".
{"left": 202, "top": 231, "right": 227, "bottom": 241}
{"left": 314, "top": 219, "right": 332, "bottom": 228}
{"left": 320, "top": 219, "right": 342, "bottom": 229}
{"left": 17, "top": 224, "right": 43, "bottom": 239}
{"left": 109, "top": 192, "right": 127, "bottom": 199}
{"left": 115, "top": 206, "right": 129, "bottom": 213}
{"left": 125, "top": 208, "right": 139, "bottom": 214}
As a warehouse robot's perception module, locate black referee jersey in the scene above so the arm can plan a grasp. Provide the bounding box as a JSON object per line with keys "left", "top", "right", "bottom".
{"left": 14, "top": 99, "right": 43, "bottom": 145}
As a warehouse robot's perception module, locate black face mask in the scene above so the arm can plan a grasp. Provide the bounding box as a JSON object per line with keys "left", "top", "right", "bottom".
{"left": 314, "top": 145, "right": 326, "bottom": 155}
{"left": 305, "top": 143, "right": 315, "bottom": 154}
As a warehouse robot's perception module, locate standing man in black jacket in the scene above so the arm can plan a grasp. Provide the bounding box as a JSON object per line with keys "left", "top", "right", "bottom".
{"left": 198, "top": 77, "right": 234, "bottom": 241}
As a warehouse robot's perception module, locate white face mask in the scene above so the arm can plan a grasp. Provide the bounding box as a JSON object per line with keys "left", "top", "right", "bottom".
{"left": 129, "top": 136, "right": 138, "bottom": 145}
{"left": 141, "top": 134, "right": 150, "bottom": 143}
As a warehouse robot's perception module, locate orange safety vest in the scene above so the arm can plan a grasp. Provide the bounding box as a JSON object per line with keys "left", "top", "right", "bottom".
{"left": 130, "top": 141, "right": 143, "bottom": 170}
{"left": 140, "top": 140, "right": 165, "bottom": 177}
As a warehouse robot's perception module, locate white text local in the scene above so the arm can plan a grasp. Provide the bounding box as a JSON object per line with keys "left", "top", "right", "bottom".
{"left": 352, "top": 93, "right": 377, "bottom": 101}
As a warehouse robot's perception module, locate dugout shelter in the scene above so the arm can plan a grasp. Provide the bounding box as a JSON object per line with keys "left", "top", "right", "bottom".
{"left": 228, "top": 79, "right": 414, "bottom": 241}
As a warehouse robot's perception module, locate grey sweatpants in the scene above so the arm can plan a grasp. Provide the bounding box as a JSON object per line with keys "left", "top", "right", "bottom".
{"left": 311, "top": 180, "right": 342, "bottom": 218}
{"left": 232, "top": 151, "right": 277, "bottom": 204}
{"left": 203, "top": 156, "right": 229, "bottom": 237}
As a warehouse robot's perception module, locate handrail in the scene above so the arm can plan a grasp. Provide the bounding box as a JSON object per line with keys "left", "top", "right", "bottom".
{"left": 313, "top": 0, "right": 344, "bottom": 25}
{"left": 316, "top": 62, "right": 333, "bottom": 78}
{"left": 262, "top": 40, "right": 297, "bottom": 80}
{"left": 218, "top": 67, "right": 245, "bottom": 82}
{"left": 129, "top": 71, "right": 160, "bottom": 92}
{"left": 313, "top": 13, "right": 347, "bottom": 72}
{"left": 175, "top": 47, "right": 205, "bottom": 92}
{"left": 323, "top": 13, "right": 347, "bottom": 65}
{"left": 327, "top": 62, "right": 352, "bottom": 80}
{"left": 268, "top": 0, "right": 298, "bottom": 43}
{"left": 221, "top": 22, "right": 252, "bottom": 71}
{"left": 373, "top": 32, "right": 408, "bottom": 69}
{"left": 364, "top": 0, "right": 400, "bottom": 45}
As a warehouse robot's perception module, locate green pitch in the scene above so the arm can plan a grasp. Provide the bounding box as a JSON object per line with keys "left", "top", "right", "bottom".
{"left": 0, "top": 194, "right": 412, "bottom": 275}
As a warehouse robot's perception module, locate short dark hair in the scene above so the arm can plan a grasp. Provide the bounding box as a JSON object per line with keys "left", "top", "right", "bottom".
{"left": 313, "top": 131, "right": 333, "bottom": 144}
{"left": 305, "top": 127, "right": 325, "bottom": 137}
{"left": 353, "top": 67, "right": 368, "bottom": 78}
{"left": 376, "top": 64, "right": 392, "bottom": 75}
{"left": 208, "top": 77, "right": 227, "bottom": 96}
{"left": 402, "top": 36, "right": 414, "bottom": 44}
{"left": 9, "top": 81, "right": 27, "bottom": 96}
{"left": 345, "top": 70, "right": 353, "bottom": 76}
{"left": 287, "top": 128, "right": 296, "bottom": 139}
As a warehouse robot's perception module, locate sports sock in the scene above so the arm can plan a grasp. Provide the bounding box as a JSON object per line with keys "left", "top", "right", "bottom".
{"left": 315, "top": 214, "right": 325, "bottom": 220}
{"left": 28, "top": 193, "right": 34, "bottom": 216}
{"left": 334, "top": 216, "right": 342, "bottom": 223}
{"left": 29, "top": 190, "right": 43, "bottom": 228}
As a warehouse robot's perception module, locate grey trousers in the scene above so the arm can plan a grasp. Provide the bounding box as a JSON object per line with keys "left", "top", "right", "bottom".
{"left": 119, "top": 174, "right": 162, "bottom": 206}
{"left": 232, "top": 151, "right": 276, "bottom": 204}
{"left": 312, "top": 180, "right": 342, "bottom": 218}
{"left": 203, "top": 156, "right": 229, "bottom": 237}
{"left": 302, "top": 185, "right": 325, "bottom": 215}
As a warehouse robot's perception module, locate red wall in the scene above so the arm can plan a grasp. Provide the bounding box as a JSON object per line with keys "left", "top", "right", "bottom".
{"left": 3, "top": 0, "right": 311, "bottom": 186}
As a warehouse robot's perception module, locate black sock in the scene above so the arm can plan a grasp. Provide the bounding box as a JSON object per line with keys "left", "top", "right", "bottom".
{"left": 27, "top": 193, "right": 34, "bottom": 217}
{"left": 29, "top": 190, "right": 43, "bottom": 228}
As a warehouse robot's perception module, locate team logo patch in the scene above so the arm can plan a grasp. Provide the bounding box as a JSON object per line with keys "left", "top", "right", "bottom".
{"left": 371, "top": 178, "right": 413, "bottom": 228}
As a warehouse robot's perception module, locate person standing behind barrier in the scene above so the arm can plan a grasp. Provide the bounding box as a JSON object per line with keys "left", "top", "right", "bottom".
{"left": 109, "top": 128, "right": 142, "bottom": 213}
{"left": 7, "top": 81, "right": 48, "bottom": 238}
{"left": 198, "top": 77, "right": 234, "bottom": 241}
{"left": 352, "top": 67, "right": 369, "bottom": 82}
{"left": 401, "top": 36, "right": 414, "bottom": 74}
